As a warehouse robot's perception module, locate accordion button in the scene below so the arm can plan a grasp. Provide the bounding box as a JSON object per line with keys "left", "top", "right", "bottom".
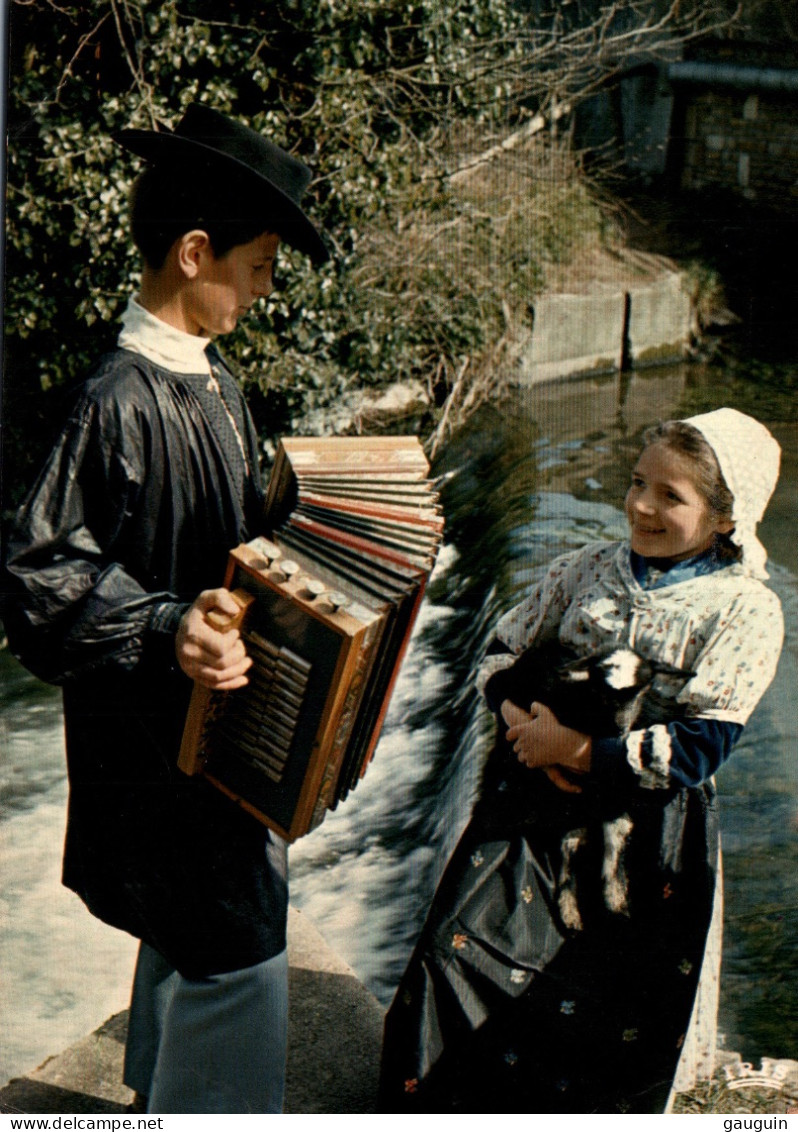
{"left": 270, "top": 559, "right": 300, "bottom": 583}
{"left": 248, "top": 536, "right": 280, "bottom": 564}
{"left": 300, "top": 578, "right": 327, "bottom": 600}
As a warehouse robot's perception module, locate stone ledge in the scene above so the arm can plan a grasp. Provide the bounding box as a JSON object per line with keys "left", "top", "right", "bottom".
{"left": 0, "top": 907, "right": 384, "bottom": 1116}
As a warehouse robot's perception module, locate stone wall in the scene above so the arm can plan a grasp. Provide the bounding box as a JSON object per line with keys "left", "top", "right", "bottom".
{"left": 680, "top": 87, "right": 798, "bottom": 209}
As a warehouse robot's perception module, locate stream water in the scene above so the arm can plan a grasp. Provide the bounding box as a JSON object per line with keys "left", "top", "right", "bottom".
{"left": 1, "top": 358, "right": 796, "bottom": 1086}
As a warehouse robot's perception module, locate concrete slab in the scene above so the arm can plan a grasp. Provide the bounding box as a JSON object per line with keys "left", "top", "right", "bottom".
{"left": 0, "top": 907, "right": 384, "bottom": 1115}
{"left": 516, "top": 290, "right": 627, "bottom": 385}
{"left": 283, "top": 907, "right": 383, "bottom": 1114}
{"left": 627, "top": 272, "right": 694, "bottom": 366}
{"left": 510, "top": 263, "right": 694, "bottom": 387}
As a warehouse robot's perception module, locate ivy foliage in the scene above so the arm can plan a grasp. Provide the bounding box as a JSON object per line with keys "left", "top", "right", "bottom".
{"left": 1, "top": 0, "right": 525, "bottom": 494}
{"left": 4, "top": 0, "right": 726, "bottom": 502}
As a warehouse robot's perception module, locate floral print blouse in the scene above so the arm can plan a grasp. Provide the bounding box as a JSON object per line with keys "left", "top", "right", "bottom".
{"left": 477, "top": 540, "right": 783, "bottom": 791}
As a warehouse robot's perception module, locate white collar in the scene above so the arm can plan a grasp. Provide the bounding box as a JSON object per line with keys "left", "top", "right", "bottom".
{"left": 117, "top": 296, "right": 212, "bottom": 375}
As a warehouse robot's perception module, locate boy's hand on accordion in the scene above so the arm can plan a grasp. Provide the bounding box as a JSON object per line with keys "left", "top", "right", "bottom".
{"left": 176, "top": 588, "right": 253, "bottom": 691}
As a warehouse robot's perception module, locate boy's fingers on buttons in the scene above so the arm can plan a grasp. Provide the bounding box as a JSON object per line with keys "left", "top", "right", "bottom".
{"left": 192, "top": 655, "right": 252, "bottom": 689}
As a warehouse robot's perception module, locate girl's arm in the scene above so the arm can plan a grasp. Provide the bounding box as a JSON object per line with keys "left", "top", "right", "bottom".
{"left": 591, "top": 719, "right": 742, "bottom": 790}
{"left": 500, "top": 697, "right": 741, "bottom": 792}
{"left": 478, "top": 545, "right": 613, "bottom": 792}
{"left": 592, "top": 587, "right": 783, "bottom": 791}
{"left": 476, "top": 545, "right": 607, "bottom": 694}
{"left": 492, "top": 581, "right": 782, "bottom": 792}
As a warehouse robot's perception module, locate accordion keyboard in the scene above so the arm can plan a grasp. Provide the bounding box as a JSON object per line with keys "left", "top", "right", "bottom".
{"left": 207, "top": 629, "right": 312, "bottom": 783}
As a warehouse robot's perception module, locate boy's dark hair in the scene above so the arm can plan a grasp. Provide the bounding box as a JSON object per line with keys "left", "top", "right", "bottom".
{"left": 130, "top": 161, "right": 273, "bottom": 267}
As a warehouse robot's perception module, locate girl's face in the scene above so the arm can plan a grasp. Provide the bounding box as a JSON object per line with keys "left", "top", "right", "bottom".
{"left": 625, "top": 442, "right": 733, "bottom": 562}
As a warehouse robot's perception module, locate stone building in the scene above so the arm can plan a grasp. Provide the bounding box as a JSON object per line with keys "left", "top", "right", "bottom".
{"left": 668, "top": 53, "right": 798, "bottom": 211}
{"left": 575, "top": 41, "right": 798, "bottom": 213}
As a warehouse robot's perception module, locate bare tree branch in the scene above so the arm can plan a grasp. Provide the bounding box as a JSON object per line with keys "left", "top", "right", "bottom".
{"left": 53, "top": 10, "right": 112, "bottom": 102}
{"left": 109, "top": 0, "right": 156, "bottom": 123}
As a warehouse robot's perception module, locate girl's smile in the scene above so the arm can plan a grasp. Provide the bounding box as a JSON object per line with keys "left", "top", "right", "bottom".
{"left": 625, "top": 442, "right": 733, "bottom": 562}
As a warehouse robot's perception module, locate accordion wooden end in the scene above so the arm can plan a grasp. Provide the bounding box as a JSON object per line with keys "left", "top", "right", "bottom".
{"left": 179, "top": 436, "right": 443, "bottom": 842}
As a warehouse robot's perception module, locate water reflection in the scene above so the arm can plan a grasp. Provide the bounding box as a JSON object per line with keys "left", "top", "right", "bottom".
{"left": 1, "top": 361, "right": 796, "bottom": 1083}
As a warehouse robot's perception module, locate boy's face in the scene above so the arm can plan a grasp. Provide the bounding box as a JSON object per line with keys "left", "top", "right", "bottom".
{"left": 191, "top": 231, "right": 279, "bottom": 337}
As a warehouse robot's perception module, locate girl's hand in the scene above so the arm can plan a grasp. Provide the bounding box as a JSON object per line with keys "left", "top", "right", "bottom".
{"left": 542, "top": 766, "right": 586, "bottom": 794}
{"left": 176, "top": 588, "right": 253, "bottom": 691}
{"left": 501, "top": 700, "right": 591, "bottom": 775}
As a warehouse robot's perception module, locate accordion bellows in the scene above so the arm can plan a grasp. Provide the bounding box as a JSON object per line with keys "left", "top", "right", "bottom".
{"left": 178, "top": 436, "right": 443, "bottom": 841}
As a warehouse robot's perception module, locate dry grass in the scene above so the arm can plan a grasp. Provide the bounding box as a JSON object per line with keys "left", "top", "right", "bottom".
{"left": 350, "top": 127, "right": 614, "bottom": 454}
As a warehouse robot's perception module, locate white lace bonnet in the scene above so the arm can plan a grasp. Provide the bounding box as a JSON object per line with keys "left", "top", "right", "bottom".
{"left": 683, "top": 407, "right": 781, "bottom": 579}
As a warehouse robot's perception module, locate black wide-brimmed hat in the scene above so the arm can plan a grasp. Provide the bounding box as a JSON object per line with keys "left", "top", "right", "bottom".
{"left": 114, "top": 103, "right": 329, "bottom": 265}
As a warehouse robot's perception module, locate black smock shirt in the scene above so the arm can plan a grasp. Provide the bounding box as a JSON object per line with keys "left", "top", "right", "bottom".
{"left": 2, "top": 346, "right": 288, "bottom": 977}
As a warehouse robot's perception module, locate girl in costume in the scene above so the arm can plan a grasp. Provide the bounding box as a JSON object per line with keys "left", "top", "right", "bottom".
{"left": 379, "top": 407, "right": 783, "bottom": 1114}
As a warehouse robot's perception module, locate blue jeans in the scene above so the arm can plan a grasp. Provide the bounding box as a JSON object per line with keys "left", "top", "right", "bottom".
{"left": 123, "top": 941, "right": 288, "bottom": 1113}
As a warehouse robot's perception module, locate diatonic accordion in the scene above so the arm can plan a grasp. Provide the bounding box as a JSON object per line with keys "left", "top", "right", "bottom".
{"left": 178, "top": 436, "right": 443, "bottom": 842}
